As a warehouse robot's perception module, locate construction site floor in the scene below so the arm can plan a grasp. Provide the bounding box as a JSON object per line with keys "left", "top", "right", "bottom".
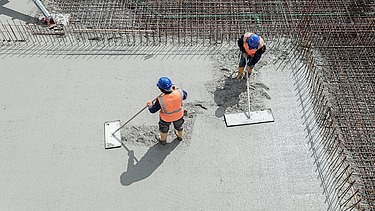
{"left": 0, "top": 49, "right": 327, "bottom": 210}
{"left": 0, "top": 2, "right": 328, "bottom": 210}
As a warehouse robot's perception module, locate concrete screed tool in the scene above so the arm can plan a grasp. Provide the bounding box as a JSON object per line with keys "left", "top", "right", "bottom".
{"left": 104, "top": 95, "right": 160, "bottom": 149}
{"left": 224, "top": 68, "right": 274, "bottom": 127}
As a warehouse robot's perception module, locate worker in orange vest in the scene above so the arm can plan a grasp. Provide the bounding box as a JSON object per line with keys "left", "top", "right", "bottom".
{"left": 147, "top": 77, "right": 188, "bottom": 145}
{"left": 237, "top": 32, "right": 266, "bottom": 79}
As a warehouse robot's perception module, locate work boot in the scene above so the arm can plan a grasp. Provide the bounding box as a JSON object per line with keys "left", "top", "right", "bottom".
{"left": 174, "top": 130, "right": 183, "bottom": 141}
{"left": 155, "top": 132, "right": 168, "bottom": 145}
{"left": 236, "top": 67, "right": 245, "bottom": 79}
{"left": 241, "top": 67, "right": 253, "bottom": 79}
{"left": 246, "top": 66, "right": 253, "bottom": 77}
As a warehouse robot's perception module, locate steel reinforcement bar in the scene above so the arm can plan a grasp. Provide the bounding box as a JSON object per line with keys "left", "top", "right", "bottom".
{"left": 1, "top": 0, "right": 293, "bottom": 46}
{"left": 288, "top": 0, "right": 374, "bottom": 210}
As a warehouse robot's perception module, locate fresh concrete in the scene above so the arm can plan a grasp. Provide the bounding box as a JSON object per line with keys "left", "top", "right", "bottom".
{"left": 0, "top": 1, "right": 327, "bottom": 211}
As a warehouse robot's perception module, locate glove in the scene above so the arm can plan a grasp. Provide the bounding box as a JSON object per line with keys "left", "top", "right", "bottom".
{"left": 147, "top": 101, "right": 152, "bottom": 107}
{"left": 172, "top": 84, "right": 177, "bottom": 90}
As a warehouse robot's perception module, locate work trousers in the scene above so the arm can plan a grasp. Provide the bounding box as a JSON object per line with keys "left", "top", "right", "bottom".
{"left": 158, "top": 117, "right": 184, "bottom": 133}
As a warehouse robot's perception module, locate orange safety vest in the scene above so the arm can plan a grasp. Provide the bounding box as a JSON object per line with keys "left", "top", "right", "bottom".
{"left": 157, "top": 89, "right": 184, "bottom": 122}
{"left": 243, "top": 32, "right": 265, "bottom": 57}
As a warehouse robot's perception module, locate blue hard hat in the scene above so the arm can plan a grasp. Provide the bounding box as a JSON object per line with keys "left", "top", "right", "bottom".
{"left": 157, "top": 77, "right": 173, "bottom": 91}
{"left": 248, "top": 34, "right": 259, "bottom": 49}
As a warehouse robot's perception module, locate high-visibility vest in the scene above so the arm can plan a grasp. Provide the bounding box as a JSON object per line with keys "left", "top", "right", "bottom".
{"left": 157, "top": 89, "right": 184, "bottom": 122}
{"left": 243, "top": 32, "right": 265, "bottom": 57}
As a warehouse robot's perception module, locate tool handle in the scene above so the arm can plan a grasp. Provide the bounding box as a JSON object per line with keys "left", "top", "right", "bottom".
{"left": 112, "top": 105, "right": 148, "bottom": 135}
{"left": 246, "top": 67, "right": 251, "bottom": 118}
{"left": 245, "top": 57, "right": 254, "bottom": 119}
{"left": 245, "top": 64, "right": 251, "bottom": 119}
{"left": 112, "top": 94, "right": 161, "bottom": 135}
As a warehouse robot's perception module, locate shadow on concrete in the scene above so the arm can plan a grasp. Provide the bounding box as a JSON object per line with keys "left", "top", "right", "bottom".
{"left": 0, "top": 42, "right": 226, "bottom": 59}
{"left": 213, "top": 76, "right": 246, "bottom": 117}
{"left": 120, "top": 139, "right": 180, "bottom": 186}
{"left": 0, "top": 0, "right": 36, "bottom": 23}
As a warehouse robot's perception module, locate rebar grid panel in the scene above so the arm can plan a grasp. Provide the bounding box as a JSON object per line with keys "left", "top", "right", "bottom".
{"left": 0, "top": 1, "right": 306, "bottom": 46}
{"left": 292, "top": 0, "right": 375, "bottom": 210}
{"left": 45, "top": 0, "right": 294, "bottom": 45}
{"left": 288, "top": 41, "right": 362, "bottom": 210}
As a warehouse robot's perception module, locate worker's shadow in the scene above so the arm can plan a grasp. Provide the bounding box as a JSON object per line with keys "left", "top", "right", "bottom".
{"left": 0, "top": 0, "right": 36, "bottom": 23}
{"left": 214, "top": 76, "right": 246, "bottom": 117}
{"left": 120, "top": 139, "right": 180, "bottom": 186}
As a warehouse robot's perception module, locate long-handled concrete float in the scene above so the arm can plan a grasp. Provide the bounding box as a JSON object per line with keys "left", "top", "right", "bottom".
{"left": 104, "top": 95, "right": 160, "bottom": 149}
{"left": 224, "top": 69, "right": 274, "bottom": 127}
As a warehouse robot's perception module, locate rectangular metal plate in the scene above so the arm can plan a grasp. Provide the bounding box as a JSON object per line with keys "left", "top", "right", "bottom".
{"left": 224, "top": 109, "right": 274, "bottom": 127}
{"left": 104, "top": 120, "right": 122, "bottom": 149}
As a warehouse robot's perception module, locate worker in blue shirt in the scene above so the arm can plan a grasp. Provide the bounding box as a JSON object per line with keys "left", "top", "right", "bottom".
{"left": 147, "top": 77, "right": 188, "bottom": 144}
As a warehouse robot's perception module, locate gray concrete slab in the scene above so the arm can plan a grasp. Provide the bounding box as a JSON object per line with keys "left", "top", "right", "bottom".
{"left": 0, "top": 47, "right": 327, "bottom": 210}
{"left": 1, "top": 2, "right": 327, "bottom": 210}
